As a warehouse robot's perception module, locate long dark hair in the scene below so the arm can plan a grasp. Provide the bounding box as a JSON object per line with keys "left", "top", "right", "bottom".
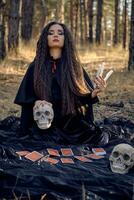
{"left": 34, "top": 21, "right": 92, "bottom": 115}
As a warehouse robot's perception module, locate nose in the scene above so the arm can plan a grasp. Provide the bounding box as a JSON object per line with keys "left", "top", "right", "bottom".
{"left": 53, "top": 31, "right": 59, "bottom": 38}
{"left": 53, "top": 35, "right": 58, "bottom": 39}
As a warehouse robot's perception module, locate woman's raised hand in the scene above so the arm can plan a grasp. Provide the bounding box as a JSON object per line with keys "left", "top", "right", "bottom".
{"left": 91, "top": 75, "right": 107, "bottom": 98}
{"left": 91, "top": 63, "right": 113, "bottom": 98}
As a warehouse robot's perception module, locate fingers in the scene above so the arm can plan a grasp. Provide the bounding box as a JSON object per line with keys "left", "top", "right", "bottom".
{"left": 98, "top": 76, "right": 105, "bottom": 84}
{"left": 94, "top": 76, "right": 106, "bottom": 90}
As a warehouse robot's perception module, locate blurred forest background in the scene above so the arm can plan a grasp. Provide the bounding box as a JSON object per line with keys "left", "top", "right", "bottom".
{"left": 0, "top": 0, "right": 133, "bottom": 122}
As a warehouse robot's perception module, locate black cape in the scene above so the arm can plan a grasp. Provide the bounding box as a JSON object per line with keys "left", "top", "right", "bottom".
{"left": 14, "top": 59, "right": 108, "bottom": 145}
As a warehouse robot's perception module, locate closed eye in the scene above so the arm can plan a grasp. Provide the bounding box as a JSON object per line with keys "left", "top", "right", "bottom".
{"left": 48, "top": 30, "right": 64, "bottom": 35}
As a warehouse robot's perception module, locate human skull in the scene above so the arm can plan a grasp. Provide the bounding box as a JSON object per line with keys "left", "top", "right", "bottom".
{"left": 109, "top": 143, "right": 134, "bottom": 174}
{"left": 33, "top": 100, "right": 54, "bottom": 130}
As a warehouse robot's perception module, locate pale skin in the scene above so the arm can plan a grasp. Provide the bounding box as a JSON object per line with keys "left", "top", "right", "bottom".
{"left": 35, "top": 24, "right": 106, "bottom": 106}
{"left": 47, "top": 24, "right": 64, "bottom": 60}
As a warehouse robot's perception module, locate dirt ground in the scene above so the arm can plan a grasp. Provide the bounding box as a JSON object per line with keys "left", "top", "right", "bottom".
{"left": 0, "top": 49, "right": 133, "bottom": 122}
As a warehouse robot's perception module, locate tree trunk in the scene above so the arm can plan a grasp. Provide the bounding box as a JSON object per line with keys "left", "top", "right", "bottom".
{"left": 0, "top": 25, "right": 6, "bottom": 59}
{"left": 88, "top": 0, "right": 93, "bottom": 43}
{"left": 103, "top": 10, "right": 107, "bottom": 45}
{"left": 70, "top": 0, "right": 79, "bottom": 42}
{"left": 83, "top": 0, "right": 88, "bottom": 41}
{"left": 96, "top": 0, "right": 103, "bottom": 44}
{"left": 79, "top": 0, "right": 84, "bottom": 43}
{"left": 56, "top": 0, "right": 64, "bottom": 23}
{"left": 123, "top": 0, "right": 127, "bottom": 49}
{"left": 21, "top": 0, "right": 35, "bottom": 41}
{"left": 70, "top": 0, "right": 74, "bottom": 33}
{"left": 113, "top": 0, "right": 119, "bottom": 46}
{"left": 74, "top": 0, "right": 79, "bottom": 43}
{"left": 128, "top": 0, "right": 134, "bottom": 70}
{"left": 8, "top": 0, "right": 20, "bottom": 50}
{"left": 0, "top": 2, "right": 6, "bottom": 59}
{"left": 40, "top": 0, "right": 47, "bottom": 29}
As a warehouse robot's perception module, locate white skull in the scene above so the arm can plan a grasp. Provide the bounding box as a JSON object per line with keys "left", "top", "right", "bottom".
{"left": 109, "top": 143, "right": 134, "bottom": 174}
{"left": 33, "top": 100, "right": 54, "bottom": 130}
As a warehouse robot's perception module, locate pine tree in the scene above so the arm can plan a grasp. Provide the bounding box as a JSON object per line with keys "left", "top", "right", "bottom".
{"left": 96, "top": 0, "right": 103, "bottom": 44}
{"left": 21, "top": 0, "right": 35, "bottom": 41}
{"left": 8, "top": 0, "right": 20, "bottom": 50}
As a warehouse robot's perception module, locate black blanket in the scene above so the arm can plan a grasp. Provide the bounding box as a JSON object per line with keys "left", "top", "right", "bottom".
{"left": 0, "top": 116, "right": 134, "bottom": 200}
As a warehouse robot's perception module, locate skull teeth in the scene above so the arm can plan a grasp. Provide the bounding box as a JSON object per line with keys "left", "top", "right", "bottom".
{"left": 112, "top": 164, "right": 126, "bottom": 170}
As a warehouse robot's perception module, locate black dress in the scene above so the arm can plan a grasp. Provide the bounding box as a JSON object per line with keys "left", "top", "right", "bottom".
{"left": 14, "top": 58, "right": 108, "bottom": 145}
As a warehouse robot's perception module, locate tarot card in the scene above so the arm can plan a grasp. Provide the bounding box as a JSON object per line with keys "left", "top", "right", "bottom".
{"left": 46, "top": 157, "right": 59, "bottom": 164}
{"left": 86, "top": 153, "right": 104, "bottom": 159}
{"left": 74, "top": 156, "right": 92, "bottom": 162}
{"left": 16, "top": 151, "right": 30, "bottom": 156}
{"left": 25, "top": 151, "right": 44, "bottom": 162}
{"left": 61, "top": 148, "right": 74, "bottom": 156}
{"left": 47, "top": 148, "right": 60, "bottom": 156}
{"left": 60, "top": 158, "right": 74, "bottom": 164}
{"left": 104, "top": 70, "right": 113, "bottom": 81}
{"left": 96, "top": 63, "right": 104, "bottom": 77}
{"left": 92, "top": 148, "right": 106, "bottom": 155}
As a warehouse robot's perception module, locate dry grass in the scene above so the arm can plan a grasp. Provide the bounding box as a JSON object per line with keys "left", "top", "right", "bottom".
{"left": 0, "top": 43, "right": 128, "bottom": 75}
{"left": 0, "top": 44, "right": 133, "bottom": 122}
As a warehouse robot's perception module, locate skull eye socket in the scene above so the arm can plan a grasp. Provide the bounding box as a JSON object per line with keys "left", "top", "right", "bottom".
{"left": 123, "top": 154, "right": 130, "bottom": 161}
{"left": 35, "top": 111, "right": 41, "bottom": 117}
{"left": 44, "top": 111, "right": 50, "bottom": 116}
{"left": 113, "top": 151, "right": 119, "bottom": 158}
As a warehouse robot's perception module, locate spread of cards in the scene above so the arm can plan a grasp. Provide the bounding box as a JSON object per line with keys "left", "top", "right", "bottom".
{"left": 16, "top": 147, "right": 106, "bottom": 165}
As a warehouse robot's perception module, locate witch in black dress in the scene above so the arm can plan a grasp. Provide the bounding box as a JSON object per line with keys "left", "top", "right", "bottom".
{"left": 14, "top": 21, "right": 109, "bottom": 145}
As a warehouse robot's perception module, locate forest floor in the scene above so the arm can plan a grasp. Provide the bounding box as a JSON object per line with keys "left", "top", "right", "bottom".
{"left": 0, "top": 45, "right": 133, "bottom": 122}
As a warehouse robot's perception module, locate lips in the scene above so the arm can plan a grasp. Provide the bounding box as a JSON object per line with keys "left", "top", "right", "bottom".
{"left": 53, "top": 39, "right": 59, "bottom": 42}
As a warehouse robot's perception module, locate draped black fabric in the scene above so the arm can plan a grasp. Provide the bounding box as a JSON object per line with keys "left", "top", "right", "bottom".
{"left": 0, "top": 116, "right": 133, "bottom": 200}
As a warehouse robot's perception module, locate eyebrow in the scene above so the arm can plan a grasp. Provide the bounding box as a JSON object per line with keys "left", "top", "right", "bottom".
{"left": 49, "top": 29, "right": 63, "bottom": 32}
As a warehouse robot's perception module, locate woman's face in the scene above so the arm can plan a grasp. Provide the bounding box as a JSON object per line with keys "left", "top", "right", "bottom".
{"left": 47, "top": 24, "right": 64, "bottom": 49}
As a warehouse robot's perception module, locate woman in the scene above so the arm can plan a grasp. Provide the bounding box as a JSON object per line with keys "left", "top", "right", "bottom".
{"left": 14, "top": 21, "right": 108, "bottom": 145}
